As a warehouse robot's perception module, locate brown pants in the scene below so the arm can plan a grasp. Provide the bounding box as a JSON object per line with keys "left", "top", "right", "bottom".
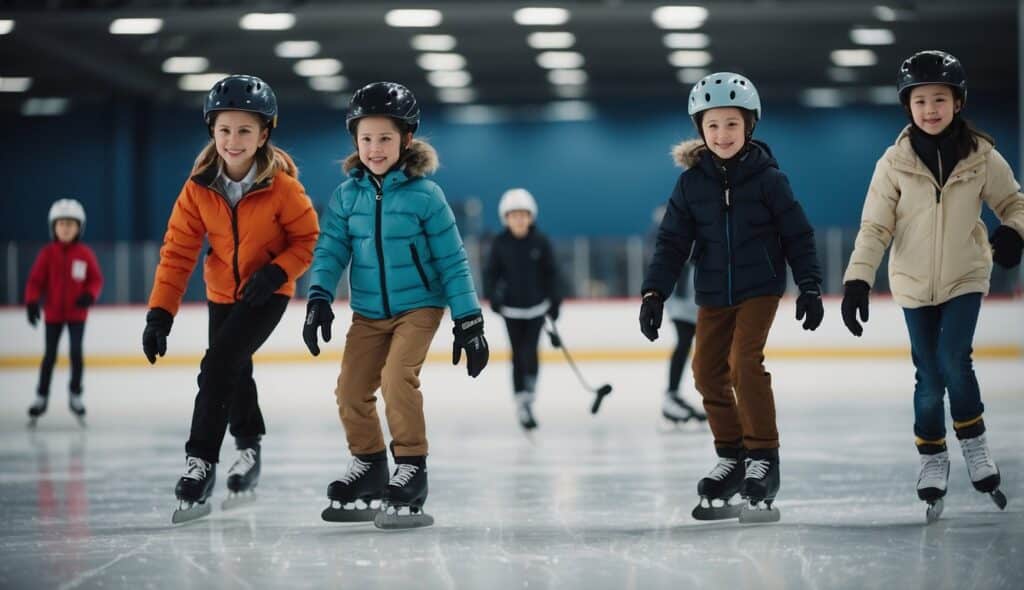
{"left": 335, "top": 307, "right": 443, "bottom": 457}
{"left": 692, "top": 295, "right": 780, "bottom": 450}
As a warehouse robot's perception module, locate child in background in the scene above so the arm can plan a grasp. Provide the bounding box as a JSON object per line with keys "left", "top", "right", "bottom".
{"left": 842, "top": 50, "right": 1022, "bottom": 522}
{"left": 484, "top": 188, "right": 563, "bottom": 431}
{"left": 661, "top": 260, "right": 707, "bottom": 427}
{"left": 143, "top": 75, "right": 318, "bottom": 523}
{"left": 24, "top": 198, "right": 103, "bottom": 426}
{"left": 303, "top": 81, "right": 488, "bottom": 530}
{"left": 639, "top": 72, "right": 823, "bottom": 523}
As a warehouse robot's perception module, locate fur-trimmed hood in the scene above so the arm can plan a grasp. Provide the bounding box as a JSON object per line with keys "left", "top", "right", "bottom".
{"left": 342, "top": 138, "right": 439, "bottom": 178}
{"left": 671, "top": 138, "right": 707, "bottom": 169}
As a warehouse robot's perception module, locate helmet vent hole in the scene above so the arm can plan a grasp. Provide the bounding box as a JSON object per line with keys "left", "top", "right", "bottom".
{"left": 704, "top": 93, "right": 711, "bottom": 102}
{"left": 730, "top": 90, "right": 736, "bottom": 99}
{"left": 715, "top": 79, "right": 722, "bottom": 84}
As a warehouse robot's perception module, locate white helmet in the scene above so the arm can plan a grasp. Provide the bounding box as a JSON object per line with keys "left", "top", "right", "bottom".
{"left": 48, "top": 198, "right": 87, "bottom": 238}
{"left": 498, "top": 188, "right": 538, "bottom": 224}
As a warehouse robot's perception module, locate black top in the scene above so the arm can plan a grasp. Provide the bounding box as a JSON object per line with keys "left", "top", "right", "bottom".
{"left": 484, "top": 226, "right": 563, "bottom": 310}
{"left": 643, "top": 140, "right": 822, "bottom": 308}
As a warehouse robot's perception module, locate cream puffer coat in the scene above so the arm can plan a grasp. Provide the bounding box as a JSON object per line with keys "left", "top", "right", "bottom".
{"left": 844, "top": 126, "right": 1024, "bottom": 308}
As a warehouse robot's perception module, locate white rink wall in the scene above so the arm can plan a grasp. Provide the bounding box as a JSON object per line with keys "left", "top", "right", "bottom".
{"left": 1, "top": 297, "right": 1022, "bottom": 363}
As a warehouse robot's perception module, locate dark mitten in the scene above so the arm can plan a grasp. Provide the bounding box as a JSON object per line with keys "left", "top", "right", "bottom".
{"left": 26, "top": 302, "right": 40, "bottom": 327}
{"left": 990, "top": 225, "right": 1023, "bottom": 269}
{"left": 452, "top": 314, "right": 489, "bottom": 378}
{"left": 75, "top": 293, "right": 94, "bottom": 308}
{"left": 639, "top": 291, "right": 664, "bottom": 342}
{"left": 795, "top": 285, "right": 824, "bottom": 331}
{"left": 241, "top": 264, "right": 287, "bottom": 306}
{"left": 142, "top": 307, "right": 173, "bottom": 364}
{"left": 547, "top": 300, "right": 561, "bottom": 322}
{"left": 841, "top": 280, "right": 870, "bottom": 337}
{"left": 302, "top": 298, "right": 335, "bottom": 356}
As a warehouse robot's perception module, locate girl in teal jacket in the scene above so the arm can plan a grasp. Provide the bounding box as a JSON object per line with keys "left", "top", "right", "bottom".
{"left": 303, "top": 82, "right": 488, "bottom": 530}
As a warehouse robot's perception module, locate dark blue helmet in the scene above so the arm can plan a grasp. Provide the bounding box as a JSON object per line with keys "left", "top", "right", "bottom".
{"left": 346, "top": 81, "right": 420, "bottom": 135}
{"left": 204, "top": 74, "right": 278, "bottom": 128}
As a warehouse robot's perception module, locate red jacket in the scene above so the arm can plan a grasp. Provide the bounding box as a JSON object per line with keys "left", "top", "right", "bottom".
{"left": 24, "top": 241, "right": 104, "bottom": 323}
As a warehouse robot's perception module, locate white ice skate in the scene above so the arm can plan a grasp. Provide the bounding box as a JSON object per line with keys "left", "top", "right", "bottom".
{"left": 917, "top": 451, "right": 949, "bottom": 524}
{"left": 68, "top": 395, "right": 86, "bottom": 427}
{"left": 960, "top": 434, "right": 1007, "bottom": 510}
{"left": 27, "top": 395, "right": 48, "bottom": 427}
{"left": 660, "top": 391, "right": 706, "bottom": 430}
{"left": 221, "top": 448, "right": 259, "bottom": 511}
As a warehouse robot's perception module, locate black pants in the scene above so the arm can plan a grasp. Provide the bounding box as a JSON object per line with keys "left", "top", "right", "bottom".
{"left": 668, "top": 319, "right": 696, "bottom": 392}
{"left": 504, "top": 317, "right": 545, "bottom": 393}
{"left": 37, "top": 322, "right": 85, "bottom": 397}
{"left": 186, "top": 295, "right": 288, "bottom": 463}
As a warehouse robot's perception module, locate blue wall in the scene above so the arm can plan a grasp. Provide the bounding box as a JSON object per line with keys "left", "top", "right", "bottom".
{"left": 2, "top": 96, "right": 1018, "bottom": 241}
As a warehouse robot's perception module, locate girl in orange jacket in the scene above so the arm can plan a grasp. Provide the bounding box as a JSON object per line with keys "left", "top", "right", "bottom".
{"left": 142, "top": 75, "right": 319, "bottom": 523}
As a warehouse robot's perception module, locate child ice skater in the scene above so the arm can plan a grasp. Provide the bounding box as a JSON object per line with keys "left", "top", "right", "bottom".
{"left": 842, "top": 50, "right": 1022, "bottom": 522}
{"left": 661, "top": 260, "right": 707, "bottom": 427}
{"left": 303, "top": 81, "right": 489, "bottom": 530}
{"left": 143, "top": 75, "right": 318, "bottom": 523}
{"left": 484, "top": 188, "right": 563, "bottom": 430}
{"left": 639, "top": 72, "right": 824, "bottom": 523}
{"left": 24, "top": 198, "right": 103, "bottom": 426}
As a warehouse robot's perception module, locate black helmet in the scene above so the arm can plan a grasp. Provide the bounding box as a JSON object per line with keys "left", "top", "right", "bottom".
{"left": 204, "top": 74, "right": 278, "bottom": 129}
{"left": 897, "top": 50, "right": 967, "bottom": 105}
{"left": 346, "top": 81, "right": 420, "bottom": 135}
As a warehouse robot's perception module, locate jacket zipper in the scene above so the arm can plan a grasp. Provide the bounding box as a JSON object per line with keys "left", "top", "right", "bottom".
{"left": 931, "top": 151, "right": 944, "bottom": 303}
{"left": 203, "top": 178, "right": 273, "bottom": 302}
{"left": 721, "top": 164, "right": 733, "bottom": 306}
{"left": 231, "top": 206, "right": 242, "bottom": 299}
{"left": 372, "top": 177, "right": 392, "bottom": 317}
{"left": 410, "top": 244, "right": 430, "bottom": 290}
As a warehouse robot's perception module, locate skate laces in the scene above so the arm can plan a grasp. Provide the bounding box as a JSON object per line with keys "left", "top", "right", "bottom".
{"left": 183, "top": 457, "right": 210, "bottom": 481}
{"left": 707, "top": 458, "right": 737, "bottom": 481}
{"left": 745, "top": 458, "right": 770, "bottom": 480}
{"left": 961, "top": 436, "right": 994, "bottom": 473}
{"left": 340, "top": 457, "right": 371, "bottom": 485}
{"left": 919, "top": 452, "right": 949, "bottom": 482}
{"left": 389, "top": 463, "right": 419, "bottom": 487}
{"left": 227, "top": 449, "right": 257, "bottom": 477}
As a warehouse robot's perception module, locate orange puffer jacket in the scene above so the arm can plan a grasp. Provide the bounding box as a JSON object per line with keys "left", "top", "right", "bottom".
{"left": 149, "top": 167, "right": 319, "bottom": 315}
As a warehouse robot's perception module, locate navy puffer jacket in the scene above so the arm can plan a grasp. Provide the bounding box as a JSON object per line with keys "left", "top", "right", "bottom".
{"left": 643, "top": 139, "right": 821, "bottom": 308}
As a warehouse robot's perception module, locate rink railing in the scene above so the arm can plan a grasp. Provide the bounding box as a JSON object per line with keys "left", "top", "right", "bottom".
{"left": 3, "top": 229, "right": 1022, "bottom": 305}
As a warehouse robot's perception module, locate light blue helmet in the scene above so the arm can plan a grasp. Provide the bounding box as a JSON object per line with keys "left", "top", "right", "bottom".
{"left": 687, "top": 72, "right": 762, "bottom": 126}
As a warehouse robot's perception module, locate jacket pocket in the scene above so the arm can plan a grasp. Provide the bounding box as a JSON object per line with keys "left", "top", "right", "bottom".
{"left": 409, "top": 244, "right": 430, "bottom": 290}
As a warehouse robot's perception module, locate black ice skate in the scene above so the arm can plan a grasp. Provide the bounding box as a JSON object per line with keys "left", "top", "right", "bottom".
{"left": 374, "top": 456, "right": 433, "bottom": 530}
{"left": 739, "top": 448, "right": 780, "bottom": 524}
{"left": 222, "top": 447, "right": 260, "bottom": 511}
{"left": 172, "top": 456, "right": 216, "bottom": 524}
{"left": 321, "top": 451, "right": 389, "bottom": 523}
{"left": 916, "top": 446, "right": 949, "bottom": 524}
{"left": 27, "top": 395, "right": 48, "bottom": 427}
{"left": 68, "top": 394, "right": 86, "bottom": 427}
{"left": 692, "top": 446, "right": 745, "bottom": 521}
{"left": 661, "top": 391, "right": 707, "bottom": 427}
{"left": 515, "top": 392, "right": 538, "bottom": 431}
{"left": 958, "top": 428, "right": 1008, "bottom": 511}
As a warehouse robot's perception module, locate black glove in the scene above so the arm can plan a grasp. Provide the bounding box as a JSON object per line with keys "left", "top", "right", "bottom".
{"left": 547, "top": 300, "right": 561, "bottom": 322}
{"left": 795, "top": 285, "right": 824, "bottom": 331}
{"left": 991, "top": 225, "right": 1023, "bottom": 269}
{"left": 241, "top": 264, "right": 287, "bottom": 307}
{"left": 75, "top": 293, "right": 94, "bottom": 308}
{"left": 639, "top": 291, "right": 664, "bottom": 342}
{"left": 142, "top": 307, "right": 173, "bottom": 364}
{"left": 26, "top": 302, "right": 40, "bottom": 327}
{"left": 841, "top": 280, "right": 870, "bottom": 337}
{"left": 302, "top": 298, "right": 335, "bottom": 356}
{"left": 547, "top": 329, "right": 562, "bottom": 349}
{"left": 452, "top": 314, "right": 489, "bottom": 378}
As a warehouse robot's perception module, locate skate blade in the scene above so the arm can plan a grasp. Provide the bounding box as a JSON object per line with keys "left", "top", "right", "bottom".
{"left": 26, "top": 418, "right": 38, "bottom": 428}
{"left": 925, "top": 498, "right": 944, "bottom": 524}
{"left": 373, "top": 511, "right": 434, "bottom": 530}
{"left": 691, "top": 503, "right": 742, "bottom": 521}
{"left": 221, "top": 492, "right": 257, "bottom": 511}
{"left": 739, "top": 502, "right": 780, "bottom": 524}
{"left": 172, "top": 501, "right": 212, "bottom": 524}
{"left": 321, "top": 507, "right": 379, "bottom": 523}
{"left": 989, "top": 490, "right": 1007, "bottom": 511}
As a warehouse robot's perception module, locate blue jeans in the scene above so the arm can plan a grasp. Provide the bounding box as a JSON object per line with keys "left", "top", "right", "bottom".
{"left": 902, "top": 293, "right": 984, "bottom": 442}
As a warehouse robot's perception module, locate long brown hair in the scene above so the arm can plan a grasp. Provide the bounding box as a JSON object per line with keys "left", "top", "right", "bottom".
{"left": 191, "top": 113, "right": 299, "bottom": 181}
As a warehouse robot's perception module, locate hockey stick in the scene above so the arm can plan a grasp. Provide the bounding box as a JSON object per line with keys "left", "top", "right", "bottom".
{"left": 545, "top": 317, "right": 613, "bottom": 414}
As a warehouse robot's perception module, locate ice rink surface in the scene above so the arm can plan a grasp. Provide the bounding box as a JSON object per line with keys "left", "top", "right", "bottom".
{"left": 1, "top": 357, "right": 1022, "bottom": 590}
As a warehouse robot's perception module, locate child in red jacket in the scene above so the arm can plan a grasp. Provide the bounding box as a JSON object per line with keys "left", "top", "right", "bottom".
{"left": 24, "top": 198, "right": 103, "bottom": 425}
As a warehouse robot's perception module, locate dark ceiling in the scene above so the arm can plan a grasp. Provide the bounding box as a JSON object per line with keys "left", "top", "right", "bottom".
{"left": 0, "top": 0, "right": 1017, "bottom": 114}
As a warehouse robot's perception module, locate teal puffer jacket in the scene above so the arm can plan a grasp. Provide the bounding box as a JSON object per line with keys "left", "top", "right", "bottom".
{"left": 308, "top": 140, "right": 480, "bottom": 320}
